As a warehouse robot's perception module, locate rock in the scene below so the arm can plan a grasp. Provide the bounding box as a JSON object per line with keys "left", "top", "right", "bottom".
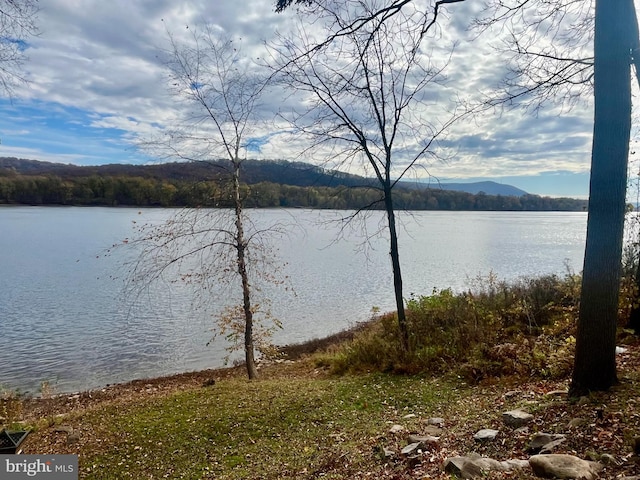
{"left": 529, "top": 454, "right": 603, "bottom": 480}
{"left": 616, "top": 346, "right": 628, "bottom": 354}
{"left": 503, "top": 390, "right": 520, "bottom": 398}
{"left": 443, "top": 454, "right": 529, "bottom": 479}
{"left": 407, "top": 434, "right": 439, "bottom": 446}
{"left": 66, "top": 431, "right": 80, "bottom": 445}
{"left": 402, "top": 413, "right": 416, "bottom": 419}
{"left": 540, "top": 438, "right": 568, "bottom": 454}
{"left": 443, "top": 456, "right": 483, "bottom": 479}
{"left": 389, "top": 424, "right": 405, "bottom": 434}
{"left": 528, "top": 433, "right": 566, "bottom": 454}
{"left": 381, "top": 446, "right": 395, "bottom": 458}
{"left": 427, "top": 417, "right": 445, "bottom": 426}
{"left": 545, "top": 389, "right": 568, "bottom": 397}
{"left": 568, "top": 418, "right": 588, "bottom": 428}
{"left": 474, "top": 428, "right": 499, "bottom": 441}
{"left": 599, "top": 453, "right": 617, "bottom": 465}
{"left": 503, "top": 459, "right": 531, "bottom": 470}
{"left": 54, "top": 425, "right": 74, "bottom": 434}
{"left": 503, "top": 409, "right": 534, "bottom": 428}
{"left": 400, "top": 442, "right": 421, "bottom": 456}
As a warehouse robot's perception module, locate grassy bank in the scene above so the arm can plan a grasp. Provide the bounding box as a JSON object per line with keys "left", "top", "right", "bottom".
{"left": 15, "top": 349, "right": 640, "bottom": 479}
{"left": 5, "top": 272, "right": 640, "bottom": 478}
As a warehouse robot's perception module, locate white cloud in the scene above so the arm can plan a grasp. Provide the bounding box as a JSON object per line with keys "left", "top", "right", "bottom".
{"left": 0, "top": 0, "right": 619, "bottom": 196}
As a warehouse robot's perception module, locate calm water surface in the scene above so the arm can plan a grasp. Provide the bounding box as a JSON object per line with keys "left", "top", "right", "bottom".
{"left": 0, "top": 207, "right": 587, "bottom": 393}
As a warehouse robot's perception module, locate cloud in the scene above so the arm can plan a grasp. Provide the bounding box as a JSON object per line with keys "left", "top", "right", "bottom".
{"left": 0, "top": 0, "right": 611, "bottom": 197}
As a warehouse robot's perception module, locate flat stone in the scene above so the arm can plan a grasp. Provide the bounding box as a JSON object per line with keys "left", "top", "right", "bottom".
{"left": 540, "top": 438, "right": 568, "bottom": 454}
{"left": 528, "top": 433, "right": 566, "bottom": 453}
{"left": 443, "top": 456, "right": 483, "bottom": 479}
{"left": 474, "top": 429, "right": 499, "bottom": 441}
{"left": 444, "top": 454, "right": 529, "bottom": 478}
{"left": 382, "top": 446, "right": 395, "bottom": 458}
{"left": 427, "top": 417, "right": 445, "bottom": 426}
{"left": 400, "top": 442, "right": 421, "bottom": 456}
{"left": 402, "top": 413, "right": 416, "bottom": 419}
{"left": 503, "top": 409, "right": 534, "bottom": 428}
{"left": 54, "top": 425, "right": 74, "bottom": 434}
{"left": 529, "top": 454, "right": 603, "bottom": 480}
{"left": 407, "top": 434, "right": 439, "bottom": 446}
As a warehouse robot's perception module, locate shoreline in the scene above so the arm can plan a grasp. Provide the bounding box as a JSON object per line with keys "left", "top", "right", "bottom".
{"left": 11, "top": 322, "right": 373, "bottom": 408}
{"left": 18, "top": 364, "right": 249, "bottom": 423}
{"left": 15, "top": 325, "right": 372, "bottom": 422}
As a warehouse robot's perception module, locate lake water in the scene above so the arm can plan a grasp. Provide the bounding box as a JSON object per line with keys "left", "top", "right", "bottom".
{"left": 0, "top": 207, "right": 588, "bottom": 394}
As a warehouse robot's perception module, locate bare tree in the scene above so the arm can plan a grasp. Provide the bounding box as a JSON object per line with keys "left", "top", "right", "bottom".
{"left": 0, "top": 0, "right": 38, "bottom": 97}
{"left": 275, "top": 0, "right": 640, "bottom": 393}
{"left": 132, "top": 26, "right": 281, "bottom": 380}
{"left": 272, "top": 0, "right": 470, "bottom": 351}
{"left": 473, "top": 0, "right": 595, "bottom": 112}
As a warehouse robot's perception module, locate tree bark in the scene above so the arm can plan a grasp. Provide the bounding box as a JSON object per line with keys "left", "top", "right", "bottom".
{"left": 233, "top": 159, "right": 258, "bottom": 380}
{"left": 570, "top": 0, "right": 632, "bottom": 396}
{"left": 383, "top": 182, "right": 409, "bottom": 352}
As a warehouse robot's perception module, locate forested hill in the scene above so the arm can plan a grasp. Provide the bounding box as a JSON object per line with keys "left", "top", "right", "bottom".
{"left": 0, "top": 157, "right": 368, "bottom": 187}
{"left": 0, "top": 157, "right": 587, "bottom": 211}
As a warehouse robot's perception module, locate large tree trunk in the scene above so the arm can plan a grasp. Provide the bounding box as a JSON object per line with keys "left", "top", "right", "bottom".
{"left": 383, "top": 183, "right": 409, "bottom": 352}
{"left": 569, "top": 0, "right": 632, "bottom": 396}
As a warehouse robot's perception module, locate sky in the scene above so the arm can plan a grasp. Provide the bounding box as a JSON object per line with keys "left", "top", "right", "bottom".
{"left": 0, "top": 0, "right": 630, "bottom": 199}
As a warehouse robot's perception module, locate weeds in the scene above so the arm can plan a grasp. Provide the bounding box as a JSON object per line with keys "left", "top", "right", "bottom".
{"left": 314, "top": 272, "right": 595, "bottom": 382}
{"left": 0, "top": 387, "right": 25, "bottom": 429}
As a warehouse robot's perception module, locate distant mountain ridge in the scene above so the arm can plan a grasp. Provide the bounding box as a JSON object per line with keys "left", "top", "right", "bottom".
{"left": 0, "top": 157, "right": 528, "bottom": 196}
{"left": 0, "top": 157, "right": 367, "bottom": 187}
{"left": 411, "top": 180, "right": 528, "bottom": 197}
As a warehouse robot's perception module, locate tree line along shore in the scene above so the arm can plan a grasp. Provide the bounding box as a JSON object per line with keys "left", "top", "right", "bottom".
{"left": 0, "top": 163, "right": 586, "bottom": 211}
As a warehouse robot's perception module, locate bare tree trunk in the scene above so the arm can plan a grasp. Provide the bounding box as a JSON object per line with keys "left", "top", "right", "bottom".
{"left": 570, "top": 0, "right": 632, "bottom": 396}
{"left": 233, "top": 159, "right": 258, "bottom": 380}
{"left": 383, "top": 182, "right": 409, "bottom": 352}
